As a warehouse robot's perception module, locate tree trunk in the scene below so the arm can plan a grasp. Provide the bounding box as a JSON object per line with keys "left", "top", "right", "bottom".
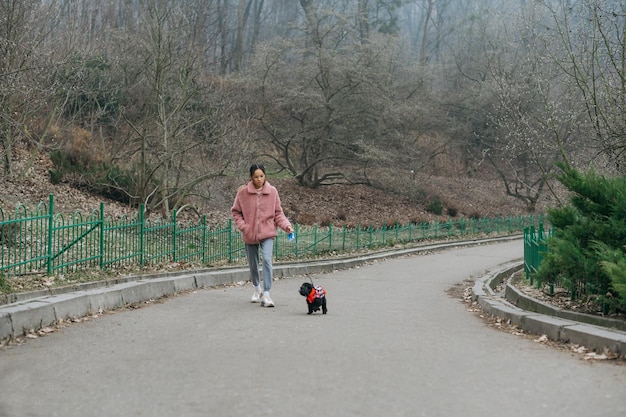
{"left": 358, "top": 0, "right": 369, "bottom": 44}
{"left": 419, "top": 0, "right": 434, "bottom": 65}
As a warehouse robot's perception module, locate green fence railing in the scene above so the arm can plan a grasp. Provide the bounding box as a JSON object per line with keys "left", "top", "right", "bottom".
{"left": 523, "top": 223, "right": 553, "bottom": 287}
{"left": 0, "top": 194, "right": 544, "bottom": 278}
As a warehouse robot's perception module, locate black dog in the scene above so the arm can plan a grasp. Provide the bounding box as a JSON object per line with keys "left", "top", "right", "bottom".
{"left": 299, "top": 282, "right": 327, "bottom": 315}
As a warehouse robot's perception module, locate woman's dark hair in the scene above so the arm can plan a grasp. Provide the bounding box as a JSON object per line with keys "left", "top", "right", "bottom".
{"left": 249, "top": 163, "right": 266, "bottom": 176}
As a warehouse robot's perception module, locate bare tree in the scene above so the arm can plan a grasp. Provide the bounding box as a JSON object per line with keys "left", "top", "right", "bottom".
{"left": 471, "top": 3, "right": 586, "bottom": 211}
{"left": 0, "top": 0, "right": 64, "bottom": 178}
{"left": 543, "top": 0, "right": 626, "bottom": 173}
{"left": 111, "top": 0, "right": 238, "bottom": 216}
{"left": 418, "top": 0, "right": 434, "bottom": 65}
{"left": 249, "top": 26, "right": 425, "bottom": 188}
{"left": 481, "top": 76, "right": 581, "bottom": 211}
{"left": 358, "top": 0, "right": 370, "bottom": 43}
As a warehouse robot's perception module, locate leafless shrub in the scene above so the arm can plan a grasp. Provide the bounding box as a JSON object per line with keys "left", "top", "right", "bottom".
{"left": 0, "top": 223, "right": 20, "bottom": 247}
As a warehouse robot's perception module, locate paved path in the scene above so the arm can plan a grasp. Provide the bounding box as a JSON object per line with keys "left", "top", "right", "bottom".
{"left": 0, "top": 240, "right": 625, "bottom": 417}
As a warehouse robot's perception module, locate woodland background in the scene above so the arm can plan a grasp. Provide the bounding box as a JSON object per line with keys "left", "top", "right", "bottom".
{"left": 1, "top": 0, "right": 625, "bottom": 227}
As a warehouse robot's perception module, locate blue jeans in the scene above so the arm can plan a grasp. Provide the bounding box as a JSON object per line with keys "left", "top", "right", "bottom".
{"left": 245, "top": 238, "right": 274, "bottom": 292}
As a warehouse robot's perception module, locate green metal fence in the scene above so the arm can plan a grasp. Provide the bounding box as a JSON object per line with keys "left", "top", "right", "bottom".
{"left": 0, "top": 194, "right": 544, "bottom": 278}
{"left": 523, "top": 223, "right": 553, "bottom": 286}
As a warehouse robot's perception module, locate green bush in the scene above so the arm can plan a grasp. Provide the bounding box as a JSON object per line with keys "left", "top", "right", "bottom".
{"left": 0, "top": 274, "right": 10, "bottom": 293}
{"left": 50, "top": 148, "right": 134, "bottom": 204}
{"left": 426, "top": 197, "right": 443, "bottom": 215}
{"left": 536, "top": 163, "right": 626, "bottom": 311}
{"left": 594, "top": 241, "right": 626, "bottom": 311}
{"left": 49, "top": 169, "right": 65, "bottom": 185}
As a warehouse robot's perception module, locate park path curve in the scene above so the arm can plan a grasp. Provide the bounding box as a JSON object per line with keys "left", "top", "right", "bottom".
{"left": 0, "top": 240, "right": 624, "bottom": 417}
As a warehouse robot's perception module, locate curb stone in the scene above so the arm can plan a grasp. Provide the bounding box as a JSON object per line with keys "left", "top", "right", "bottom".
{"left": 505, "top": 280, "right": 626, "bottom": 332}
{"left": 472, "top": 262, "right": 626, "bottom": 358}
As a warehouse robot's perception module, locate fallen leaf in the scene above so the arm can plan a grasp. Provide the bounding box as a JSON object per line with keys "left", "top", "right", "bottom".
{"left": 584, "top": 352, "right": 608, "bottom": 360}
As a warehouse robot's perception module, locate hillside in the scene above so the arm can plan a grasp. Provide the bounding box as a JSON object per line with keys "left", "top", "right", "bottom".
{"left": 0, "top": 150, "right": 552, "bottom": 226}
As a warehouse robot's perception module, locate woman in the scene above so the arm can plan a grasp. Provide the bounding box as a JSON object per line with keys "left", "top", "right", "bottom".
{"left": 231, "top": 163, "right": 293, "bottom": 307}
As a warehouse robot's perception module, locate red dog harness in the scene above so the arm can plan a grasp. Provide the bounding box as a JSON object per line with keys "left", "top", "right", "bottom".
{"left": 307, "top": 286, "right": 326, "bottom": 304}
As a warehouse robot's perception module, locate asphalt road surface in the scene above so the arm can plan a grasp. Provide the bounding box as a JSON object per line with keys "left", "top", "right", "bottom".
{"left": 1, "top": 240, "right": 624, "bottom": 417}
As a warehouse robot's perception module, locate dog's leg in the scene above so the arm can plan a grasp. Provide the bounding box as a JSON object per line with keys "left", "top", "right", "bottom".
{"left": 307, "top": 302, "right": 313, "bottom": 315}
{"left": 322, "top": 298, "right": 327, "bottom": 314}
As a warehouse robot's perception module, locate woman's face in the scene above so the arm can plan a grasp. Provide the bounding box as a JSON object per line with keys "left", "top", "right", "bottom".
{"left": 251, "top": 169, "right": 266, "bottom": 189}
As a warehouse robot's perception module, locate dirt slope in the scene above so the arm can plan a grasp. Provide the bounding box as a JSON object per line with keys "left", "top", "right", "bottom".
{"left": 0, "top": 149, "right": 551, "bottom": 226}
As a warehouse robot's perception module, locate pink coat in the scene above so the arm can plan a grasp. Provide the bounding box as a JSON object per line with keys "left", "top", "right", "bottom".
{"left": 231, "top": 180, "right": 292, "bottom": 244}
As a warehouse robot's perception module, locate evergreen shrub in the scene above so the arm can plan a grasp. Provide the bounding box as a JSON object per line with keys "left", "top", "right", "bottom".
{"left": 536, "top": 163, "right": 626, "bottom": 312}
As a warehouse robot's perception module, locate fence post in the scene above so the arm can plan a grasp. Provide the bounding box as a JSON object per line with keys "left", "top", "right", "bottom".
{"left": 46, "top": 194, "right": 54, "bottom": 275}
{"left": 523, "top": 226, "right": 529, "bottom": 279}
{"left": 528, "top": 225, "right": 536, "bottom": 285}
{"left": 99, "top": 202, "right": 105, "bottom": 271}
{"left": 172, "top": 210, "right": 178, "bottom": 262}
{"left": 139, "top": 204, "right": 145, "bottom": 266}
{"left": 328, "top": 223, "right": 333, "bottom": 251}
{"left": 201, "top": 215, "right": 207, "bottom": 264}
{"left": 228, "top": 218, "right": 234, "bottom": 263}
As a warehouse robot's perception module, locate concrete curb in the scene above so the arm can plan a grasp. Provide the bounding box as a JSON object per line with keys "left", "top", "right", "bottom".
{"left": 0, "top": 236, "right": 517, "bottom": 341}
{"left": 505, "top": 281, "right": 626, "bottom": 332}
{"left": 472, "top": 262, "right": 626, "bottom": 358}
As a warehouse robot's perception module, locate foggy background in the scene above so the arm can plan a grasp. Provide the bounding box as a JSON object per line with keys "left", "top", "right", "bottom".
{"left": 1, "top": 0, "right": 623, "bottom": 216}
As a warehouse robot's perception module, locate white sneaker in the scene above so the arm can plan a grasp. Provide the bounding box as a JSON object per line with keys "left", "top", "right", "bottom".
{"left": 260, "top": 293, "right": 275, "bottom": 307}
{"left": 251, "top": 289, "right": 262, "bottom": 303}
